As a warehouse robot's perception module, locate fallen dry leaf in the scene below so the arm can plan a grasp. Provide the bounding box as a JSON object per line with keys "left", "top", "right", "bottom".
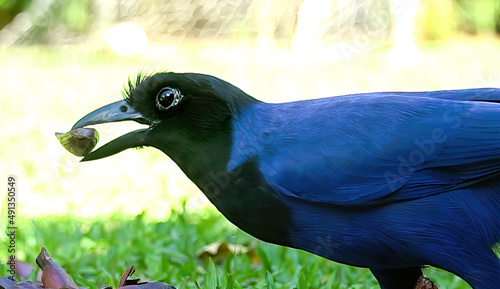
{"left": 0, "top": 276, "right": 17, "bottom": 289}
{"left": 118, "top": 266, "right": 140, "bottom": 288}
{"left": 15, "top": 281, "right": 45, "bottom": 289}
{"left": 36, "top": 247, "right": 78, "bottom": 289}
{"left": 2, "top": 247, "right": 177, "bottom": 289}
{"left": 196, "top": 241, "right": 260, "bottom": 264}
{"left": 116, "top": 266, "right": 176, "bottom": 289}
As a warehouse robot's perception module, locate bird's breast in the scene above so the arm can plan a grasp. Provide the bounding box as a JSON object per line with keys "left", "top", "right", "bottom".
{"left": 196, "top": 159, "right": 295, "bottom": 246}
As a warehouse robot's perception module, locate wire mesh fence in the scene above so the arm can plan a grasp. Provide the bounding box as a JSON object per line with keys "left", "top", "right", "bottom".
{"left": 0, "top": 0, "right": 394, "bottom": 46}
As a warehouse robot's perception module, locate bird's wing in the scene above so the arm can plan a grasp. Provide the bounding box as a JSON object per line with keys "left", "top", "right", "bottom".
{"left": 250, "top": 88, "right": 500, "bottom": 206}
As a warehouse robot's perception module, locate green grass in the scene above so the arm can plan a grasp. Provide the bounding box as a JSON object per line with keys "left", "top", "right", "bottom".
{"left": 1, "top": 207, "right": 470, "bottom": 289}
{"left": 0, "top": 208, "right": 374, "bottom": 289}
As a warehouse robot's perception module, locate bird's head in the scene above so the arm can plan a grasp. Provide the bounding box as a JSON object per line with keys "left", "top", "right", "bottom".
{"left": 72, "top": 72, "right": 258, "bottom": 166}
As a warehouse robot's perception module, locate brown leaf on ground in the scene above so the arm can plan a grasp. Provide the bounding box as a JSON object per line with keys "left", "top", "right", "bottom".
{"left": 196, "top": 241, "right": 260, "bottom": 264}
{"left": 118, "top": 266, "right": 140, "bottom": 287}
{"left": 414, "top": 276, "right": 438, "bottom": 289}
{"left": 2, "top": 248, "right": 178, "bottom": 289}
{"left": 16, "top": 281, "right": 44, "bottom": 289}
{"left": 0, "top": 276, "right": 17, "bottom": 289}
{"left": 36, "top": 247, "right": 78, "bottom": 289}
{"left": 116, "top": 266, "right": 176, "bottom": 289}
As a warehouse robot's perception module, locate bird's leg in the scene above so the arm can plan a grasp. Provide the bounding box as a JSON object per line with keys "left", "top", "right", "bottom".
{"left": 370, "top": 267, "right": 423, "bottom": 289}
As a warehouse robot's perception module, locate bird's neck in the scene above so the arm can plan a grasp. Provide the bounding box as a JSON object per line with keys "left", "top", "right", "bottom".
{"left": 157, "top": 104, "right": 294, "bottom": 245}
{"left": 162, "top": 101, "right": 268, "bottom": 191}
{"left": 167, "top": 142, "right": 293, "bottom": 246}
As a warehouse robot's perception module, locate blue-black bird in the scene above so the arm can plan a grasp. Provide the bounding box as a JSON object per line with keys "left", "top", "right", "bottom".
{"left": 70, "top": 72, "right": 500, "bottom": 289}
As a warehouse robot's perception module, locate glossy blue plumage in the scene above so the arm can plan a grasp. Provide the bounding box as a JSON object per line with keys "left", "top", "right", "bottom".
{"left": 230, "top": 88, "right": 500, "bottom": 288}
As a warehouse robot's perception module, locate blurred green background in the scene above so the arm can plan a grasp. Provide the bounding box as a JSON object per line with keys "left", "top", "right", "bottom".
{"left": 0, "top": 0, "right": 499, "bottom": 288}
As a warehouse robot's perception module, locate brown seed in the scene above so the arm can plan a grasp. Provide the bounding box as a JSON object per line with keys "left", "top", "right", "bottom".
{"left": 55, "top": 128, "right": 99, "bottom": 157}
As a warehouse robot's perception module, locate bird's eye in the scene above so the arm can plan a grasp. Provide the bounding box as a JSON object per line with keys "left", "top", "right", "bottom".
{"left": 156, "top": 87, "right": 183, "bottom": 111}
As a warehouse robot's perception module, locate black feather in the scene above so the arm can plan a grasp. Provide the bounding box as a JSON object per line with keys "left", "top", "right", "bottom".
{"left": 122, "top": 70, "right": 154, "bottom": 101}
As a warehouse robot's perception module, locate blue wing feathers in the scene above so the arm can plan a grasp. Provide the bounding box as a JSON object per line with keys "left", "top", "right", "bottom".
{"left": 230, "top": 88, "right": 500, "bottom": 206}
{"left": 450, "top": 180, "right": 500, "bottom": 245}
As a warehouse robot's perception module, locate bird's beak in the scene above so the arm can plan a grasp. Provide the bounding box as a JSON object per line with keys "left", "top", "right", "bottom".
{"left": 71, "top": 100, "right": 152, "bottom": 162}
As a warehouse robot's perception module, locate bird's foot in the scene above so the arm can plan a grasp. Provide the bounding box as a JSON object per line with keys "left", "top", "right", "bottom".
{"left": 414, "top": 276, "right": 438, "bottom": 289}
